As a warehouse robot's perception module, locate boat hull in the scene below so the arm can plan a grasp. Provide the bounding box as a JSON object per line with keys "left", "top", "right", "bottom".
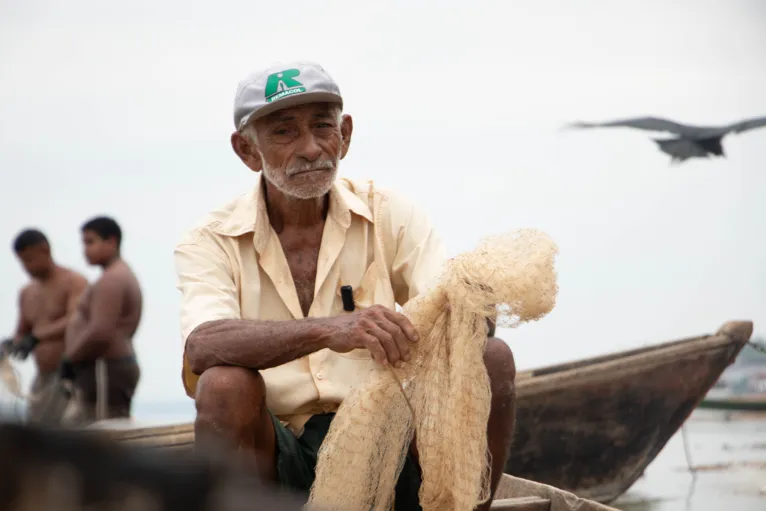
{"left": 503, "top": 320, "right": 752, "bottom": 503}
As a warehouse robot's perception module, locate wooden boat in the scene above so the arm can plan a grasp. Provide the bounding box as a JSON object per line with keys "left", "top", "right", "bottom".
{"left": 93, "top": 423, "right": 617, "bottom": 510}
{"left": 504, "top": 320, "right": 753, "bottom": 504}
{"left": 92, "top": 423, "right": 616, "bottom": 511}
{"left": 698, "top": 366, "right": 766, "bottom": 412}
{"left": 698, "top": 394, "right": 766, "bottom": 412}
{"left": 96, "top": 320, "right": 753, "bottom": 507}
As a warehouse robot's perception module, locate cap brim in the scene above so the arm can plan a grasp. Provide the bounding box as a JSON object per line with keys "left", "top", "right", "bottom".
{"left": 238, "top": 92, "right": 343, "bottom": 130}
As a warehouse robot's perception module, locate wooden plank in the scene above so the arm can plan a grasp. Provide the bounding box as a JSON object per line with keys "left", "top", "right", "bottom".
{"left": 490, "top": 497, "right": 550, "bottom": 511}
{"left": 494, "top": 474, "right": 617, "bottom": 510}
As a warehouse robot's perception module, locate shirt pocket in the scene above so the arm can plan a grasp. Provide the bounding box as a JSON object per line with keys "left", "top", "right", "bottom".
{"left": 334, "top": 262, "right": 390, "bottom": 360}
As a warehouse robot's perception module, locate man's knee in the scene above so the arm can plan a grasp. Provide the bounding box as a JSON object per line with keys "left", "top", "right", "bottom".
{"left": 195, "top": 366, "right": 267, "bottom": 428}
{"left": 484, "top": 337, "right": 516, "bottom": 401}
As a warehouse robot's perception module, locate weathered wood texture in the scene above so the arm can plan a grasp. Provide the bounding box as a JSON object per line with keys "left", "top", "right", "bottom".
{"left": 490, "top": 497, "right": 551, "bottom": 511}
{"left": 505, "top": 320, "right": 752, "bottom": 503}
{"left": 494, "top": 474, "right": 617, "bottom": 511}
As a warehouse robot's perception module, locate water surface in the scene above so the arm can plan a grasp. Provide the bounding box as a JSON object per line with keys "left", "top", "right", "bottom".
{"left": 614, "top": 410, "right": 766, "bottom": 510}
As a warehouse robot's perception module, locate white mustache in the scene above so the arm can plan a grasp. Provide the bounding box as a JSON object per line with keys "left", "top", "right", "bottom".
{"left": 284, "top": 160, "right": 336, "bottom": 177}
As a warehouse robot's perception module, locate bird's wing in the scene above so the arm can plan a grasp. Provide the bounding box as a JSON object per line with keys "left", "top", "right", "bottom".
{"left": 566, "top": 116, "right": 695, "bottom": 135}
{"left": 722, "top": 116, "right": 766, "bottom": 135}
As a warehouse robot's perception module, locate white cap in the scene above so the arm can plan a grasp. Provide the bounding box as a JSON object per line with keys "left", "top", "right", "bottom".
{"left": 233, "top": 61, "right": 343, "bottom": 130}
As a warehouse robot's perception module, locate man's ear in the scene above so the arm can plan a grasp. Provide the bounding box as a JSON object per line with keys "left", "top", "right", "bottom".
{"left": 231, "top": 131, "right": 263, "bottom": 173}
{"left": 339, "top": 114, "right": 353, "bottom": 160}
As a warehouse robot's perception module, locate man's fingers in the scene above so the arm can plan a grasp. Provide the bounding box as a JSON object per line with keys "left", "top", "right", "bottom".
{"left": 383, "top": 310, "right": 419, "bottom": 344}
{"left": 377, "top": 319, "right": 411, "bottom": 363}
{"left": 366, "top": 325, "right": 402, "bottom": 367}
{"left": 361, "top": 333, "right": 388, "bottom": 365}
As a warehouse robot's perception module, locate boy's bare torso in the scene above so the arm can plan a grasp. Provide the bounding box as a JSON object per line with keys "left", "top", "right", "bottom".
{"left": 65, "top": 260, "right": 143, "bottom": 360}
{"left": 19, "top": 268, "right": 88, "bottom": 373}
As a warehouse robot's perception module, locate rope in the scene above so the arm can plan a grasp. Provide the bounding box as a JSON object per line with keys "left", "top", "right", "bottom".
{"left": 679, "top": 337, "right": 764, "bottom": 478}
{"left": 680, "top": 425, "right": 697, "bottom": 477}
{"left": 95, "top": 358, "right": 108, "bottom": 422}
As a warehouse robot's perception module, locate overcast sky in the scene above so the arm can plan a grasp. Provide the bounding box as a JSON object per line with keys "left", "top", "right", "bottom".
{"left": 1, "top": 0, "right": 765, "bottom": 410}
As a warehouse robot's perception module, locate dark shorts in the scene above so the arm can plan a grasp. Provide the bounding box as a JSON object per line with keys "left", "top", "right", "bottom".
{"left": 271, "top": 412, "right": 424, "bottom": 511}
{"left": 71, "top": 356, "right": 141, "bottom": 420}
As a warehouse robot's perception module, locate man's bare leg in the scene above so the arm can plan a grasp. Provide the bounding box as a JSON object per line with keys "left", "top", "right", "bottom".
{"left": 194, "top": 365, "right": 278, "bottom": 482}
{"left": 478, "top": 337, "right": 517, "bottom": 511}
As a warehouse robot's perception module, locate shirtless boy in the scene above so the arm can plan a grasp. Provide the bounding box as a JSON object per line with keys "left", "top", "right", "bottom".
{"left": 2, "top": 229, "right": 88, "bottom": 422}
{"left": 62, "top": 216, "right": 143, "bottom": 420}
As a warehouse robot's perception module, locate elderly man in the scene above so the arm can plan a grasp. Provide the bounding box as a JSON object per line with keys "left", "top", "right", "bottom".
{"left": 174, "top": 62, "right": 516, "bottom": 510}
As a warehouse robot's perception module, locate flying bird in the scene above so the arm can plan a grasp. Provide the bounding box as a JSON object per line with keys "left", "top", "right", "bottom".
{"left": 566, "top": 115, "right": 766, "bottom": 164}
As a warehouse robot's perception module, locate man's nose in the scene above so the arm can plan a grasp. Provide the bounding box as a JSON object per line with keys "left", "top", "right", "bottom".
{"left": 295, "top": 133, "right": 322, "bottom": 162}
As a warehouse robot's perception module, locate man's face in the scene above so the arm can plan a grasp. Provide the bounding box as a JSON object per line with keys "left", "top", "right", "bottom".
{"left": 234, "top": 102, "right": 352, "bottom": 200}
{"left": 16, "top": 244, "right": 51, "bottom": 279}
{"left": 82, "top": 230, "right": 115, "bottom": 265}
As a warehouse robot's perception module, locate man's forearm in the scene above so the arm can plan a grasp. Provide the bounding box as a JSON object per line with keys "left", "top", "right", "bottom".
{"left": 186, "top": 318, "right": 336, "bottom": 375}
{"left": 66, "top": 329, "right": 110, "bottom": 362}
{"left": 33, "top": 316, "right": 71, "bottom": 343}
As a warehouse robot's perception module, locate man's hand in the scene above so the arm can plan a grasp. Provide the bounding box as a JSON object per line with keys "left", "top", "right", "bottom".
{"left": 57, "top": 359, "right": 76, "bottom": 382}
{"left": 0, "top": 338, "right": 14, "bottom": 358}
{"left": 11, "top": 334, "right": 39, "bottom": 360}
{"left": 324, "top": 305, "right": 420, "bottom": 368}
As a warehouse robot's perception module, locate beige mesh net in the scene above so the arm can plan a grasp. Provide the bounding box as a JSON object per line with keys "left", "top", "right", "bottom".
{"left": 308, "top": 228, "right": 559, "bottom": 511}
{"left": 0, "top": 357, "right": 23, "bottom": 400}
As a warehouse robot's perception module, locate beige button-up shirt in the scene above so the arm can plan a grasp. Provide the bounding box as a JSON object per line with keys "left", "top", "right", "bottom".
{"left": 174, "top": 175, "right": 446, "bottom": 434}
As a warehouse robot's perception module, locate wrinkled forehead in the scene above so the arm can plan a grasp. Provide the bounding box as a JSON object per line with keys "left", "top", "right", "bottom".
{"left": 257, "top": 102, "right": 339, "bottom": 126}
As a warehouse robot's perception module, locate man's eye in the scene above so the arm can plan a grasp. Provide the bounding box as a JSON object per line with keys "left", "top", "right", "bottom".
{"left": 316, "top": 123, "right": 333, "bottom": 129}
{"left": 274, "top": 129, "right": 289, "bottom": 135}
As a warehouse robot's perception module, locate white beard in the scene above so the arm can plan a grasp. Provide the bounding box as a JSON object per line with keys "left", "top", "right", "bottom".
{"left": 260, "top": 152, "right": 341, "bottom": 200}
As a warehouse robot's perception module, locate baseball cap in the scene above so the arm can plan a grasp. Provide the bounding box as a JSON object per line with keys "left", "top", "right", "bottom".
{"left": 233, "top": 61, "right": 343, "bottom": 131}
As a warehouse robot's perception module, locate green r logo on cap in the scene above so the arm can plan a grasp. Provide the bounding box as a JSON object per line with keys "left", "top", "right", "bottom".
{"left": 265, "top": 69, "right": 306, "bottom": 103}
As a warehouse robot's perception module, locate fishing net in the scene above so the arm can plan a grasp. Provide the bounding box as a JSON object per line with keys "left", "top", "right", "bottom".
{"left": 0, "top": 357, "right": 23, "bottom": 399}
{"left": 0, "top": 355, "right": 26, "bottom": 421}
{"left": 308, "top": 228, "right": 559, "bottom": 511}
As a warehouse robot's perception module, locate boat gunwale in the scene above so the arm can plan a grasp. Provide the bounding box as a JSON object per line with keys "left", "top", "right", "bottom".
{"left": 517, "top": 333, "right": 714, "bottom": 380}
{"left": 516, "top": 330, "right": 747, "bottom": 395}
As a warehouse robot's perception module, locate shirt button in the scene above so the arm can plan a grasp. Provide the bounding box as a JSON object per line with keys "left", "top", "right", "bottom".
{"left": 316, "top": 373, "right": 324, "bottom": 380}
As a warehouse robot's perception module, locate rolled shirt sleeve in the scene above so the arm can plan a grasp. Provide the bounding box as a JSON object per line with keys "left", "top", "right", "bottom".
{"left": 173, "top": 231, "right": 244, "bottom": 348}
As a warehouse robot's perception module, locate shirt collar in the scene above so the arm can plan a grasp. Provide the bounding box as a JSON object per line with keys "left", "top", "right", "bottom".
{"left": 212, "top": 175, "right": 374, "bottom": 240}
